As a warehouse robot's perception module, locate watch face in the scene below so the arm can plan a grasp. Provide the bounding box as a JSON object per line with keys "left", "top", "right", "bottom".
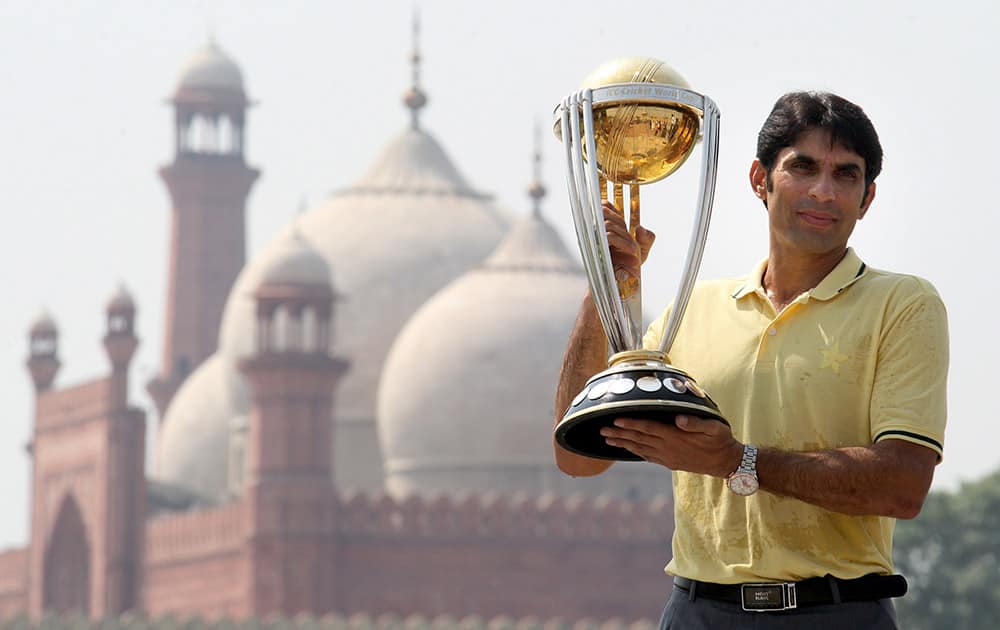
{"left": 728, "top": 473, "right": 759, "bottom": 496}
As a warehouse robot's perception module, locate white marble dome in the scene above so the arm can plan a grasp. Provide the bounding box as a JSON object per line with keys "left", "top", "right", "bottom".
{"left": 377, "top": 211, "right": 673, "bottom": 500}
{"left": 154, "top": 124, "right": 508, "bottom": 498}
{"left": 155, "top": 353, "right": 247, "bottom": 499}
{"left": 175, "top": 40, "right": 244, "bottom": 94}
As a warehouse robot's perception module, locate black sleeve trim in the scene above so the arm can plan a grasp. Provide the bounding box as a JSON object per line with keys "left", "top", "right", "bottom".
{"left": 873, "top": 430, "right": 942, "bottom": 452}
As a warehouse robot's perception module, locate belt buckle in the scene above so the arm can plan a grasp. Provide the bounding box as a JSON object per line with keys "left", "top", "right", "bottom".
{"left": 740, "top": 582, "right": 797, "bottom": 612}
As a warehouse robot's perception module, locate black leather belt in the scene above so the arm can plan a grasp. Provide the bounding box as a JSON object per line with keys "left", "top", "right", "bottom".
{"left": 674, "top": 574, "right": 908, "bottom": 612}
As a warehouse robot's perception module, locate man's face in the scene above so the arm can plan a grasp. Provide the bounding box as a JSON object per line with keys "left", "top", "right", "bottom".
{"left": 749, "top": 127, "right": 876, "bottom": 259}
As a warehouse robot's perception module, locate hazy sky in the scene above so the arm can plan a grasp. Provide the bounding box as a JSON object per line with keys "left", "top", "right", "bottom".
{"left": 0, "top": 0, "right": 996, "bottom": 549}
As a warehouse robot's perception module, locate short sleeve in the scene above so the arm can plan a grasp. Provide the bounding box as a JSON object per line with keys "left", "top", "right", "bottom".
{"left": 870, "top": 282, "right": 949, "bottom": 459}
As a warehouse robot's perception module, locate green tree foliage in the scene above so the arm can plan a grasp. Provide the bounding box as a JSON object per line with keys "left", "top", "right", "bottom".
{"left": 894, "top": 469, "right": 1000, "bottom": 629}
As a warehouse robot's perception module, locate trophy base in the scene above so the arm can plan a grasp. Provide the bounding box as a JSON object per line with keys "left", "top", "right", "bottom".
{"left": 555, "top": 350, "right": 727, "bottom": 461}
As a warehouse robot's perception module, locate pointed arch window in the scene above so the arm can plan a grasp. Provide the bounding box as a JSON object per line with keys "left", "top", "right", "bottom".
{"left": 43, "top": 494, "right": 91, "bottom": 615}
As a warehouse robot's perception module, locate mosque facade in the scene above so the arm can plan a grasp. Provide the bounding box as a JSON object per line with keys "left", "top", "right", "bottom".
{"left": 0, "top": 38, "right": 676, "bottom": 623}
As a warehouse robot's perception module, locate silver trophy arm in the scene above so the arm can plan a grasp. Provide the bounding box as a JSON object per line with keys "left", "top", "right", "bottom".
{"left": 562, "top": 93, "right": 631, "bottom": 352}
{"left": 657, "top": 96, "right": 720, "bottom": 355}
{"left": 581, "top": 90, "right": 641, "bottom": 351}
{"left": 562, "top": 96, "right": 616, "bottom": 347}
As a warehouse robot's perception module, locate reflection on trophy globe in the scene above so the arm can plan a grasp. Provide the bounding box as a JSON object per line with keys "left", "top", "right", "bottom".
{"left": 583, "top": 59, "right": 702, "bottom": 184}
{"left": 553, "top": 57, "right": 727, "bottom": 461}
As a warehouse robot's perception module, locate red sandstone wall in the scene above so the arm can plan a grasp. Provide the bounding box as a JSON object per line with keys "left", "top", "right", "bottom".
{"left": 142, "top": 503, "right": 246, "bottom": 618}
{"left": 35, "top": 380, "right": 112, "bottom": 429}
{"left": 334, "top": 493, "right": 675, "bottom": 621}
{"left": 0, "top": 549, "right": 27, "bottom": 617}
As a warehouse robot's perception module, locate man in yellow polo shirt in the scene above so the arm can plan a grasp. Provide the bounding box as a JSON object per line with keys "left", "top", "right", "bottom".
{"left": 554, "top": 92, "right": 947, "bottom": 629}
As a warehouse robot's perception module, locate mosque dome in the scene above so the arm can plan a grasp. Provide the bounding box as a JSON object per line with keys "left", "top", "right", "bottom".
{"left": 155, "top": 353, "right": 248, "bottom": 500}
{"left": 157, "top": 124, "right": 506, "bottom": 497}
{"left": 376, "top": 147, "right": 673, "bottom": 501}
{"left": 376, "top": 210, "right": 583, "bottom": 497}
{"left": 174, "top": 40, "right": 245, "bottom": 97}
{"left": 214, "top": 128, "right": 507, "bottom": 492}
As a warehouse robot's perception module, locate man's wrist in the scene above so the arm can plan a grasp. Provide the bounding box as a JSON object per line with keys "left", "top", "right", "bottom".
{"left": 719, "top": 440, "right": 745, "bottom": 478}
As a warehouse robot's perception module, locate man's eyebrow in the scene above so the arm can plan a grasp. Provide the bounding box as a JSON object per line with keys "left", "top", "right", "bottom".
{"left": 786, "top": 152, "right": 818, "bottom": 164}
{"left": 786, "top": 151, "right": 864, "bottom": 172}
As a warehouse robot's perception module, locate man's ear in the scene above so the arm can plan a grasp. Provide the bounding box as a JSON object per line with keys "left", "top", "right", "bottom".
{"left": 859, "top": 182, "right": 876, "bottom": 219}
{"left": 749, "top": 160, "right": 768, "bottom": 202}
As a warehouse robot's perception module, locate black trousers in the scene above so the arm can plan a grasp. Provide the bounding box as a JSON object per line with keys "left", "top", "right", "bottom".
{"left": 659, "top": 585, "right": 900, "bottom": 629}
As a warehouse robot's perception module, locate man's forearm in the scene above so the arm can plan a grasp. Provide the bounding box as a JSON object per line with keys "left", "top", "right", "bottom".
{"left": 553, "top": 292, "right": 613, "bottom": 476}
{"left": 755, "top": 439, "right": 937, "bottom": 519}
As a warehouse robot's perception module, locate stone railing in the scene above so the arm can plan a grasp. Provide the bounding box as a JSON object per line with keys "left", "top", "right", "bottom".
{"left": 336, "top": 491, "right": 673, "bottom": 543}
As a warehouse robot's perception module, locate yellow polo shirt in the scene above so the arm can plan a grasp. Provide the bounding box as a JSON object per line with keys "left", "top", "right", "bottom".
{"left": 642, "top": 248, "right": 948, "bottom": 583}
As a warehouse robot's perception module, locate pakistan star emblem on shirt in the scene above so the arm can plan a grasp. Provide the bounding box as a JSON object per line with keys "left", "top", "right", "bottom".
{"left": 820, "top": 342, "right": 849, "bottom": 374}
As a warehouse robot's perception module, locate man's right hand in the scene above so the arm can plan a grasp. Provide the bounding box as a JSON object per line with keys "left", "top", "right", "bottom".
{"left": 553, "top": 201, "right": 657, "bottom": 477}
{"left": 603, "top": 201, "right": 656, "bottom": 280}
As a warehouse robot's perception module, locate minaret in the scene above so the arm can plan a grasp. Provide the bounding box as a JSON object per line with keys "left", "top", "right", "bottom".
{"left": 147, "top": 39, "right": 260, "bottom": 418}
{"left": 98, "top": 285, "right": 146, "bottom": 615}
{"left": 238, "top": 229, "right": 347, "bottom": 616}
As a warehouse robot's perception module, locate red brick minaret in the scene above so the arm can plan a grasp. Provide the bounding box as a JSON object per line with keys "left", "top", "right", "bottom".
{"left": 99, "top": 286, "right": 147, "bottom": 614}
{"left": 237, "top": 231, "right": 347, "bottom": 616}
{"left": 147, "top": 40, "right": 260, "bottom": 418}
{"left": 27, "top": 287, "right": 146, "bottom": 618}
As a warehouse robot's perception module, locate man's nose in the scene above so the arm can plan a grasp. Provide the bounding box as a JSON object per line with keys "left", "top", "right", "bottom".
{"left": 809, "top": 172, "right": 837, "bottom": 202}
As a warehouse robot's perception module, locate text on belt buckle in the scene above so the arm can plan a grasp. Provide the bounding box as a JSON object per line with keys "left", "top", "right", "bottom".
{"left": 740, "top": 583, "right": 797, "bottom": 612}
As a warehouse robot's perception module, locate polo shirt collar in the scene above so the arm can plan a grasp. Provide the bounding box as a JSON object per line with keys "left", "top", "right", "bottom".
{"left": 731, "top": 248, "right": 868, "bottom": 302}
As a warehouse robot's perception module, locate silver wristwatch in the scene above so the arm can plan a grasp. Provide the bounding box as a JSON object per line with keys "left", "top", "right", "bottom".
{"left": 727, "top": 444, "right": 759, "bottom": 496}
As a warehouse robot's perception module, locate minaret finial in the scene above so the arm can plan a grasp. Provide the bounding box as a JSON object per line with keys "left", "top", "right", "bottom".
{"left": 527, "top": 119, "right": 547, "bottom": 217}
{"left": 206, "top": 10, "right": 218, "bottom": 47}
{"left": 402, "top": 8, "right": 428, "bottom": 130}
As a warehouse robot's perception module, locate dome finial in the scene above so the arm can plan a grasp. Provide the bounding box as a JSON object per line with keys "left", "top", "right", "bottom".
{"left": 402, "top": 8, "right": 428, "bottom": 130}
{"left": 527, "top": 118, "right": 547, "bottom": 217}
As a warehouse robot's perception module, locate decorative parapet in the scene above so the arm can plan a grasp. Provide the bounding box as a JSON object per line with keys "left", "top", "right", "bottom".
{"left": 335, "top": 491, "right": 672, "bottom": 544}
{"left": 145, "top": 503, "right": 243, "bottom": 565}
{"left": 0, "top": 613, "right": 657, "bottom": 630}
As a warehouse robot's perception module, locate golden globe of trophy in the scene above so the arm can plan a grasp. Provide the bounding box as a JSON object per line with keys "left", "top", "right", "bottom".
{"left": 553, "top": 57, "right": 726, "bottom": 461}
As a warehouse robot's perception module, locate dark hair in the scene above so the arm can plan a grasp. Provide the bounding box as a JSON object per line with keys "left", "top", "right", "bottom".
{"left": 756, "top": 92, "right": 883, "bottom": 189}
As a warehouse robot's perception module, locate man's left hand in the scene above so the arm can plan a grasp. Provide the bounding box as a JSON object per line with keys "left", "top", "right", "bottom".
{"left": 600, "top": 415, "right": 743, "bottom": 478}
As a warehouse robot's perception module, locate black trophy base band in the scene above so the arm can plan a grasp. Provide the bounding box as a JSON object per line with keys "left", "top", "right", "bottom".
{"left": 555, "top": 364, "right": 727, "bottom": 461}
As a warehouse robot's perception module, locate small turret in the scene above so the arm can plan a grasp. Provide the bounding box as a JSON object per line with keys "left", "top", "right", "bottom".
{"left": 26, "top": 310, "right": 60, "bottom": 392}
{"left": 252, "top": 228, "right": 335, "bottom": 357}
{"left": 104, "top": 284, "right": 138, "bottom": 369}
